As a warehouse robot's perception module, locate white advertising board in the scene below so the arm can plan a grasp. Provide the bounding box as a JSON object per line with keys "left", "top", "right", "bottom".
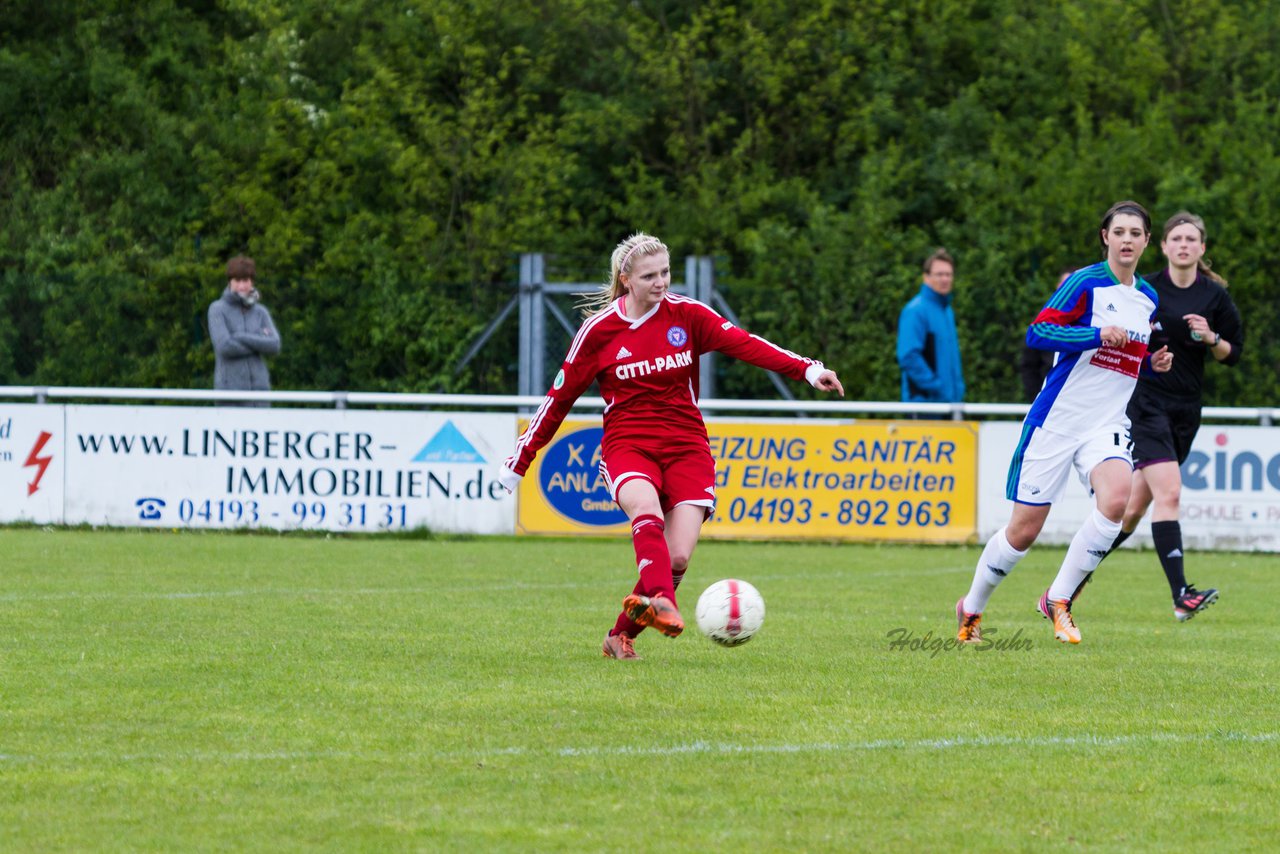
{"left": 979, "top": 422, "right": 1280, "bottom": 551}
{"left": 1176, "top": 424, "right": 1280, "bottom": 551}
{"left": 978, "top": 422, "right": 1102, "bottom": 546}
{"left": 3, "top": 403, "right": 1276, "bottom": 550}
{"left": 61, "top": 405, "right": 516, "bottom": 534}
{"left": 0, "top": 404, "right": 65, "bottom": 524}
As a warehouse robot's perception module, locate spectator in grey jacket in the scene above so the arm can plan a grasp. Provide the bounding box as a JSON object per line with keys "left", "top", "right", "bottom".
{"left": 208, "top": 255, "right": 280, "bottom": 406}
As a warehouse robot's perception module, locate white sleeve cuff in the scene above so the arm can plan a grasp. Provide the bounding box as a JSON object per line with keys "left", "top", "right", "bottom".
{"left": 804, "top": 362, "right": 826, "bottom": 388}
{"left": 497, "top": 462, "right": 523, "bottom": 494}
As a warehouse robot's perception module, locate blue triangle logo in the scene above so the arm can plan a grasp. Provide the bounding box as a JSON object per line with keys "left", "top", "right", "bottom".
{"left": 411, "top": 421, "right": 485, "bottom": 463}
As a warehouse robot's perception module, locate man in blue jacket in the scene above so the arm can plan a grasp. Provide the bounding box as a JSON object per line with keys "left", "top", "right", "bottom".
{"left": 897, "top": 248, "right": 965, "bottom": 404}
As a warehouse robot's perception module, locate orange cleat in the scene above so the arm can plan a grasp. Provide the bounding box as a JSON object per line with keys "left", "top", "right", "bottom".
{"left": 602, "top": 632, "right": 640, "bottom": 660}
{"left": 1037, "top": 590, "right": 1081, "bottom": 644}
{"left": 955, "top": 597, "right": 983, "bottom": 644}
{"left": 621, "top": 594, "right": 685, "bottom": 638}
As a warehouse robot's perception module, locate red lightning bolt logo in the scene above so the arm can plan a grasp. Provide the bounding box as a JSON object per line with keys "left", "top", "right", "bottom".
{"left": 23, "top": 431, "right": 54, "bottom": 496}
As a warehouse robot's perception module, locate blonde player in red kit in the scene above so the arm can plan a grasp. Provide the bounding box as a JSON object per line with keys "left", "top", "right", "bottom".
{"left": 498, "top": 233, "right": 845, "bottom": 659}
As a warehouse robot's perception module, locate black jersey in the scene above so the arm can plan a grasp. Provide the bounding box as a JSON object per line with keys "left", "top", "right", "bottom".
{"left": 1136, "top": 268, "right": 1243, "bottom": 399}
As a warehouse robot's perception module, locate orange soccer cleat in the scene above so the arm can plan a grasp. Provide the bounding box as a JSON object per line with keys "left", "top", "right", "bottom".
{"left": 955, "top": 597, "right": 983, "bottom": 644}
{"left": 602, "top": 632, "right": 641, "bottom": 660}
{"left": 1037, "top": 590, "right": 1081, "bottom": 644}
{"left": 621, "top": 594, "right": 685, "bottom": 638}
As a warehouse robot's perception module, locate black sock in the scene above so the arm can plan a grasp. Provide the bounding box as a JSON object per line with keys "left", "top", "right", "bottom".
{"left": 1106, "top": 528, "right": 1134, "bottom": 556}
{"left": 1150, "top": 520, "right": 1187, "bottom": 599}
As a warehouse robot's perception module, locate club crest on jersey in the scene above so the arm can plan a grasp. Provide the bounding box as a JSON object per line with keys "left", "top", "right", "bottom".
{"left": 666, "top": 326, "right": 688, "bottom": 347}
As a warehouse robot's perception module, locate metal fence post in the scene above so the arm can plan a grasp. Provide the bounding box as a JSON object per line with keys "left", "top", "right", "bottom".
{"left": 696, "top": 256, "right": 717, "bottom": 400}
{"left": 518, "top": 254, "right": 534, "bottom": 398}
{"left": 530, "top": 253, "right": 545, "bottom": 398}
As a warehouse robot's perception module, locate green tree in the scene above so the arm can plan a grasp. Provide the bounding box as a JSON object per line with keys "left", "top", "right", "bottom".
{"left": 2, "top": 0, "right": 1278, "bottom": 404}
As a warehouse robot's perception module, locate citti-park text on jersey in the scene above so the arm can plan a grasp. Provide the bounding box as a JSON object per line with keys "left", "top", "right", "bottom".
{"left": 614, "top": 350, "right": 694, "bottom": 380}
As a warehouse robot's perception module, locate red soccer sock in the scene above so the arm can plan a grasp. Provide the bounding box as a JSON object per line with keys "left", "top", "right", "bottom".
{"left": 609, "top": 515, "right": 676, "bottom": 638}
{"left": 630, "top": 513, "right": 675, "bottom": 602}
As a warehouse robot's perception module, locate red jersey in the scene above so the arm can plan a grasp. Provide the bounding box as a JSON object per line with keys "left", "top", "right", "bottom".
{"left": 507, "top": 292, "right": 821, "bottom": 475}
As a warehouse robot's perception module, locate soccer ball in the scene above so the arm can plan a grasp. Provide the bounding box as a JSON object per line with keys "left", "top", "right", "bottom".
{"left": 695, "top": 579, "right": 765, "bottom": 646}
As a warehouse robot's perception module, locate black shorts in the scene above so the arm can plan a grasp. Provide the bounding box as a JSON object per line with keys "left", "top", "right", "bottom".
{"left": 1126, "top": 384, "right": 1202, "bottom": 467}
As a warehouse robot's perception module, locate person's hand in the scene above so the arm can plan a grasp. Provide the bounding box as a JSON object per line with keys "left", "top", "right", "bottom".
{"left": 1150, "top": 345, "right": 1173, "bottom": 373}
{"left": 813, "top": 369, "right": 844, "bottom": 397}
{"left": 1183, "top": 313, "right": 1214, "bottom": 343}
{"left": 805, "top": 363, "right": 843, "bottom": 396}
{"left": 1099, "top": 325, "right": 1129, "bottom": 347}
{"left": 497, "top": 462, "right": 522, "bottom": 494}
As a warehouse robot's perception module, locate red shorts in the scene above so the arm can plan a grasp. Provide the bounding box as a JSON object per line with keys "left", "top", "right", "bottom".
{"left": 601, "top": 444, "right": 717, "bottom": 516}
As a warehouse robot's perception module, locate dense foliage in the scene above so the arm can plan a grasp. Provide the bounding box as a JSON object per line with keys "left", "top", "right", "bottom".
{"left": 3, "top": 0, "right": 1278, "bottom": 403}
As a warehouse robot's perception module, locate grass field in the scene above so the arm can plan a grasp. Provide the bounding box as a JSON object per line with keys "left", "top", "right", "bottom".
{"left": 2, "top": 528, "right": 1277, "bottom": 851}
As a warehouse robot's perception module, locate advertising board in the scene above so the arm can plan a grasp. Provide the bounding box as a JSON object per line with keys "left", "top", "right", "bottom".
{"left": 517, "top": 418, "right": 979, "bottom": 542}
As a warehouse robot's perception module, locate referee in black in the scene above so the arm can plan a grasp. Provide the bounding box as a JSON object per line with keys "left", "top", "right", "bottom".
{"left": 1076, "top": 211, "right": 1243, "bottom": 620}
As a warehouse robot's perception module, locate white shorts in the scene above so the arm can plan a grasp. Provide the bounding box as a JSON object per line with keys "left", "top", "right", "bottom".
{"left": 1005, "top": 422, "right": 1133, "bottom": 505}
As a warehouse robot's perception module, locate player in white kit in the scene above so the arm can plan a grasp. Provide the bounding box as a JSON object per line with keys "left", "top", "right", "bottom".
{"left": 955, "top": 201, "right": 1174, "bottom": 644}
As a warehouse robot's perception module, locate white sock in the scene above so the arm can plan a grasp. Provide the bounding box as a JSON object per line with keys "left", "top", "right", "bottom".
{"left": 1047, "top": 509, "right": 1123, "bottom": 601}
{"left": 963, "top": 527, "right": 1028, "bottom": 613}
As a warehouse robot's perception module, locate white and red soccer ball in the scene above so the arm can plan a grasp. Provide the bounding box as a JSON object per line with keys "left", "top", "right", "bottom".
{"left": 695, "top": 578, "right": 765, "bottom": 646}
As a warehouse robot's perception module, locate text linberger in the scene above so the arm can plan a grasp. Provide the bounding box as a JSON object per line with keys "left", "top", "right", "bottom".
{"left": 184, "top": 428, "right": 374, "bottom": 461}
{"left": 706, "top": 435, "right": 959, "bottom": 465}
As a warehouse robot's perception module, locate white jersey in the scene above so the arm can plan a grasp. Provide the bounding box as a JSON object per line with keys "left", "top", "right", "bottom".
{"left": 1023, "top": 261, "right": 1158, "bottom": 437}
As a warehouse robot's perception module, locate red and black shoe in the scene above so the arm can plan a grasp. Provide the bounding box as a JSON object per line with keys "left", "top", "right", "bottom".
{"left": 1174, "top": 585, "right": 1218, "bottom": 622}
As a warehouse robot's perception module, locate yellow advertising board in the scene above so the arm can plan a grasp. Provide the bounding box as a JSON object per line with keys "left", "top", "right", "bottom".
{"left": 515, "top": 419, "right": 631, "bottom": 536}
{"left": 517, "top": 418, "right": 978, "bottom": 542}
